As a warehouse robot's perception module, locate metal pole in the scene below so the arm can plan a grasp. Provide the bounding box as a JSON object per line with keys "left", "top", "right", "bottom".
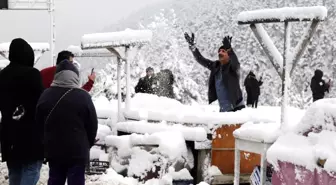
{"left": 117, "top": 57, "right": 122, "bottom": 122}
{"left": 125, "top": 46, "right": 131, "bottom": 110}
{"left": 281, "top": 21, "right": 291, "bottom": 130}
{"left": 48, "top": 0, "right": 56, "bottom": 66}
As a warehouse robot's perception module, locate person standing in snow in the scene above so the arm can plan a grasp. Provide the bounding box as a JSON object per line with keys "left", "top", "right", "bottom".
{"left": 244, "top": 71, "right": 263, "bottom": 108}
{"left": 36, "top": 60, "right": 98, "bottom": 185}
{"left": 156, "top": 69, "right": 175, "bottom": 99}
{"left": 40, "top": 50, "right": 96, "bottom": 92}
{"left": 184, "top": 33, "right": 245, "bottom": 112}
{"left": 0, "top": 38, "right": 44, "bottom": 185}
{"left": 135, "top": 67, "right": 158, "bottom": 94}
{"left": 310, "top": 69, "right": 331, "bottom": 102}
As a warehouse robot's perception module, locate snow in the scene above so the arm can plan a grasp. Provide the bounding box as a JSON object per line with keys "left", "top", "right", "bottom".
{"left": 294, "top": 98, "right": 336, "bottom": 134}
{"left": 0, "top": 60, "right": 9, "bottom": 68}
{"left": 267, "top": 99, "right": 336, "bottom": 172}
{"left": 207, "top": 166, "right": 222, "bottom": 176}
{"left": 93, "top": 96, "right": 119, "bottom": 119}
{"left": 233, "top": 122, "right": 281, "bottom": 143}
{"left": 123, "top": 94, "right": 290, "bottom": 126}
{"left": 0, "top": 42, "right": 50, "bottom": 52}
{"left": 106, "top": 131, "right": 188, "bottom": 161}
{"left": 96, "top": 124, "right": 112, "bottom": 144}
{"left": 162, "top": 167, "right": 193, "bottom": 180}
{"left": 81, "top": 28, "right": 153, "bottom": 49}
{"left": 237, "top": 6, "right": 328, "bottom": 23}
{"left": 117, "top": 120, "right": 208, "bottom": 142}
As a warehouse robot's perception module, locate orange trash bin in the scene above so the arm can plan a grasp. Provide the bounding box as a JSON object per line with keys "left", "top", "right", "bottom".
{"left": 211, "top": 124, "right": 261, "bottom": 174}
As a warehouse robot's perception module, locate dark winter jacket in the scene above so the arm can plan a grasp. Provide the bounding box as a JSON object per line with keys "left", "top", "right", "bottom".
{"left": 310, "top": 69, "right": 329, "bottom": 102}
{"left": 0, "top": 38, "right": 44, "bottom": 162}
{"left": 191, "top": 48, "right": 243, "bottom": 107}
{"left": 244, "top": 72, "right": 263, "bottom": 99}
{"left": 135, "top": 75, "right": 157, "bottom": 94}
{"left": 156, "top": 69, "right": 175, "bottom": 99}
{"left": 36, "top": 60, "right": 98, "bottom": 165}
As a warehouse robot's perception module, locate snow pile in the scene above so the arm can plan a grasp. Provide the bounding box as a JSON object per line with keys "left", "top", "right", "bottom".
{"left": 267, "top": 99, "right": 336, "bottom": 172}
{"left": 106, "top": 131, "right": 188, "bottom": 160}
{"left": 124, "top": 93, "right": 304, "bottom": 126}
{"left": 207, "top": 166, "right": 222, "bottom": 176}
{"left": 267, "top": 130, "right": 336, "bottom": 172}
{"left": 233, "top": 122, "right": 281, "bottom": 143}
{"left": 81, "top": 28, "right": 153, "bottom": 49}
{"left": 294, "top": 98, "right": 336, "bottom": 135}
{"left": 93, "top": 96, "right": 119, "bottom": 119}
{"left": 88, "top": 168, "right": 139, "bottom": 185}
{"left": 0, "top": 60, "right": 9, "bottom": 68}
{"left": 117, "top": 121, "right": 207, "bottom": 142}
{"left": 67, "top": 45, "right": 83, "bottom": 55}
{"left": 96, "top": 124, "right": 112, "bottom": 144}
{"left": 238, "top": 6, "right": 328, "bottom": 22}
{"left": 0, "top": 42, "right": 50, "bottom": 52}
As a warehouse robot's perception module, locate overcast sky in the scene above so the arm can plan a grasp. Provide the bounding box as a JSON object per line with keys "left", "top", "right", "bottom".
{"left": 0, "top": 0, "right": 168, "bottom": 68}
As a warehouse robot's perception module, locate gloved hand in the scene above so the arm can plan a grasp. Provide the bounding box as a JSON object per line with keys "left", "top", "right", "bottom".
{"left": 184, "top": 32, "right": 196, "bottom": 50}
{"left": 222, "top": 35, "right": 232, "bottom": 50}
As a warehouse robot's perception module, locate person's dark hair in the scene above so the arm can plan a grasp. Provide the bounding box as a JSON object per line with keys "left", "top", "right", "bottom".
{"left": 56, "top": 50, "right": 74, "bottom": 65}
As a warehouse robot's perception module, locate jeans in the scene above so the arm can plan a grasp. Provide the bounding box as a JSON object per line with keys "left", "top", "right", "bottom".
{"left": 7, "top": 160, "right": 43, "bottom": 185}
{"left": 48, "top": 161, "right": 85, "bottom": 185}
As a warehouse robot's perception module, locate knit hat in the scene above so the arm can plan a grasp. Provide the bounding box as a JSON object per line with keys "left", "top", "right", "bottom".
{"left": 55, "top": 60, "right": 79, "bottom": 76}
{"left": 51, "top": 60, "right": 80, "bottom": 88}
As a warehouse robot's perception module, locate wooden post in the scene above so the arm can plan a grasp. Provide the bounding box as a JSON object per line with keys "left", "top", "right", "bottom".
{"left": 290, "top": 20, "right": 319, "bottom": 76}
{"left": 117, "top": 57, "right": 122, "bottom": 122}
{"left": 281, "top": 21, "right": 291, "bottom": 128}
{"left": 250, "top": 23, "right": 283, "bottom": 78}
{"left": 125, "top": 46, "right": 131, "bottom": 111}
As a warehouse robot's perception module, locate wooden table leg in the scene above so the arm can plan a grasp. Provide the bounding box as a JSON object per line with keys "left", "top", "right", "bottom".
{"left": 234, "top": 139, "right": 240, "bottom": 185}
{"left": 260, "top": 150, "right": 267, "bottom": 185}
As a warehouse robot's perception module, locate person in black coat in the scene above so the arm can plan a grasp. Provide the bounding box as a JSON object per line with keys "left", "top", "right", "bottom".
{"left": 311, "top": 69, "right": 330, "bottom": 102}
{"left": 135, "top": 67, "right": 158, "bottom": 94}
{"left": 244, "top": 71, "right": 263, "bottom": 108}
{"left": 0, "top": 38, "right": 44, "bottom": 185}
{"left": 184, "top": 33, "right": 245, "bottom": 112}
{"left": 36, "top": 60, "right": 98, "bottom": 185}
{"left": 156, "top": 69, "right": 175, "bottom": 99}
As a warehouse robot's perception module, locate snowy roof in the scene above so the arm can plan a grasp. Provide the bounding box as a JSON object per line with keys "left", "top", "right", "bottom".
{"left": 0, "top": 42, "right": 50, "bottom": 52}
{"left": 238, "top": 6, "right": 328, "bottom": 24}
{"left": 0, "top": 59, "right": 9, "bottom": 68}
{"left": 81, "top": 28, "right": 153, "bottom": 49}
{"left": 67, "top": 45, "right": 114, "bottom": 57}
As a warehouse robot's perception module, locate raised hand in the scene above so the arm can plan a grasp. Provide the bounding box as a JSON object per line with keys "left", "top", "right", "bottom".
{"left": 222, "top": 35, "right": 232, "bottom": 49}
{"left": 184, "top": 32, "right": 195, "bottom": 47}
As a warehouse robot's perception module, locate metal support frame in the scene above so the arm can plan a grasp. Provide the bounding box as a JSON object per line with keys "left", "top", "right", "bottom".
{"left": 1, "top": 0, "right": 56, "bottom": 66}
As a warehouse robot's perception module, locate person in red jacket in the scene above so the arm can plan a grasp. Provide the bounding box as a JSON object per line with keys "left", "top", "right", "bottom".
{"left": 40, "top": 50, "right": 95, "bottom": 91}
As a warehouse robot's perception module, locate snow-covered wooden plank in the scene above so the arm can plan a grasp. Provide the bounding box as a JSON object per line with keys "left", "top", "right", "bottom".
{"left": 0, "top": 42, "right": 50, "bottom": 52}
{"left": 67, "top": 45, "right": 113, "bottom": 57}
{"left": 81, "top": 28, "right": 153, "bottom": 49}
{"left": 116, "top": 120, "right": 208, "bottom": 142}
{"left": 238, "top": 6, "right": 328, "bottom": 24}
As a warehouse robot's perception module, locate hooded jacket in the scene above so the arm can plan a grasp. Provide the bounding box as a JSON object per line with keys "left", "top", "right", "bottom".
{"left": 0, "top": 38, "right": 44, "bottom": 162}
{"left": 36, "top": 60, "right": 98, "bottom": 164}
{"left": 311, "top": 69, "right": 329, "bottom": 101}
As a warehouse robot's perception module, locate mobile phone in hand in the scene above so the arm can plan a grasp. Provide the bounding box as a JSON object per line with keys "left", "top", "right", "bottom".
{"left": 91, "top": 68, "right": 95, "bottom": 74}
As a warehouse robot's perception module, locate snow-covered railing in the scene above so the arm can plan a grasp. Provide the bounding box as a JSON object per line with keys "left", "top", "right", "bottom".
{"left": 67, "top": 45, "right": 113, "bottom": 57}
{"left": 80, "top": 29, "right": 152, "bottom": 122}
{"left": 81, "top": 29, "right": 153, "bottom": 49}
{"left": 0, "top": 42, "right": 50, "bottom": 64}
{"left": 0, "top": 42, "right": 50, "bottom": 52}
{"left": 237, "top": 6, "right": 327, "bottom": 24}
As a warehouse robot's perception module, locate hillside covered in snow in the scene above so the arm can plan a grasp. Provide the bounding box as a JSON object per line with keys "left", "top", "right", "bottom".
{"left": 78, "top": 0, "right": 336, "bottom": 108}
